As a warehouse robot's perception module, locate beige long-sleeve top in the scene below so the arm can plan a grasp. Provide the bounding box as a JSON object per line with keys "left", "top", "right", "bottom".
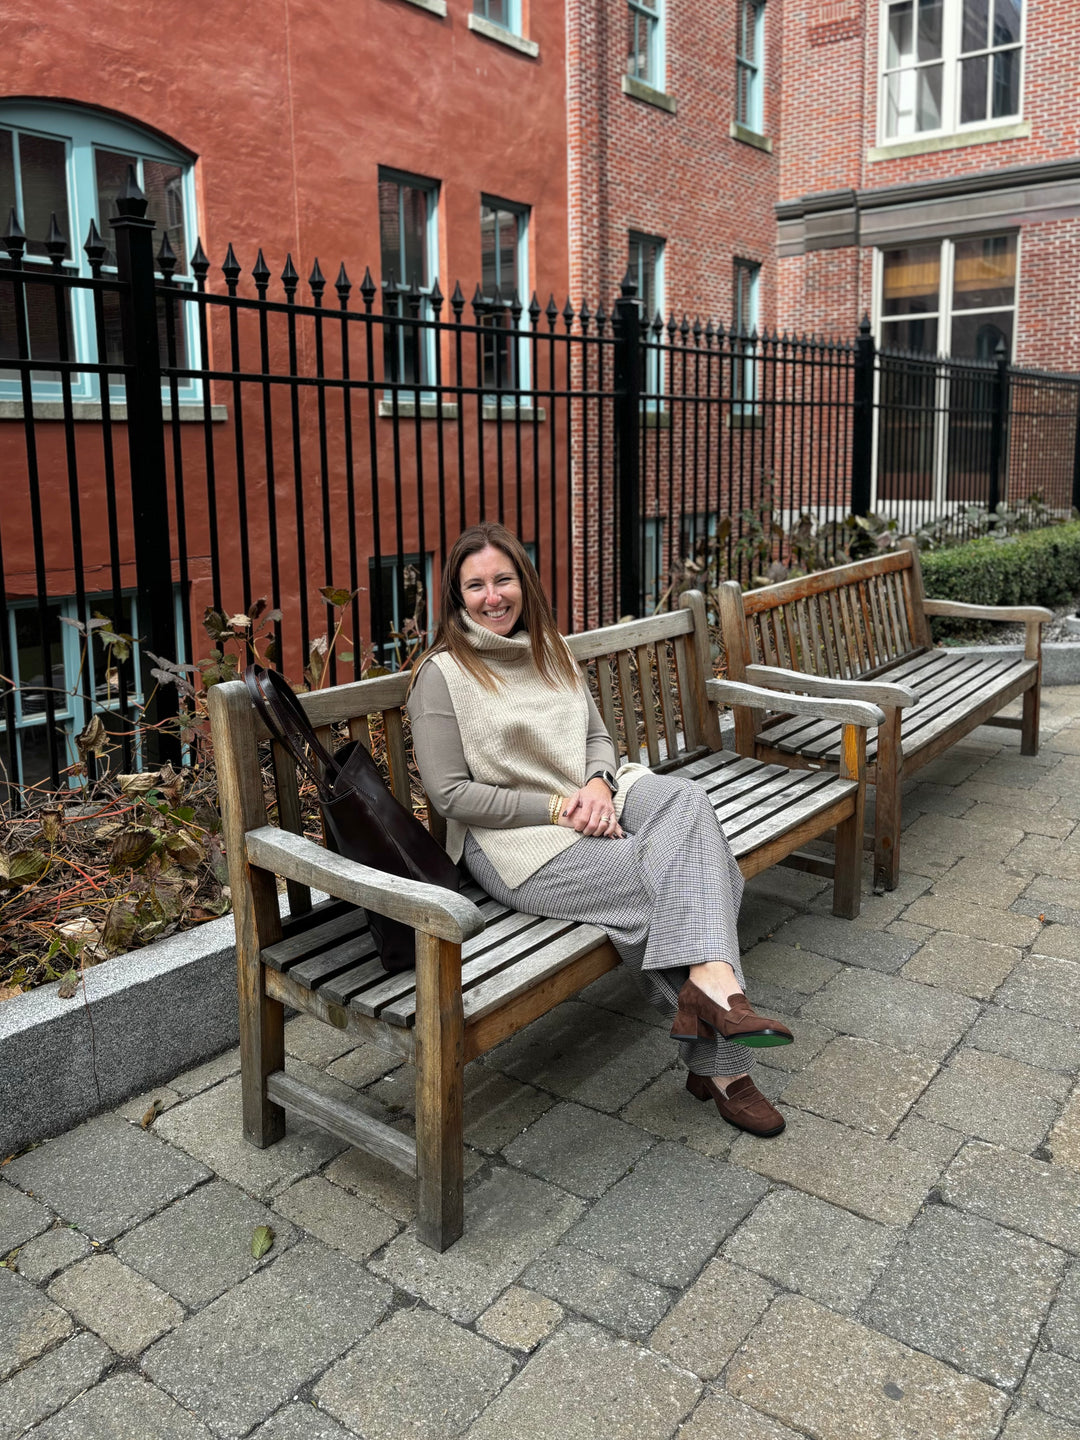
{"left": 407, "top": 615, "right": 649, "bottom": 888}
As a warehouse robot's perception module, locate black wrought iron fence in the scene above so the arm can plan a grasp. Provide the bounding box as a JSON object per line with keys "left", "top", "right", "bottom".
{"left": 3, "top": 174, "right": 1080, "bottom": 796}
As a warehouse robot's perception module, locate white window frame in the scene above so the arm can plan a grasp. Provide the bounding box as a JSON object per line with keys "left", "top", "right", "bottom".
{"left": 479, "top": 197, "right": 530, "bottom": 396}
{"left": 733, "top": 257, "right": 761, "bottom": 409}
{"left": 0, "top": 99, "right": 200, "bottom": 405}
{"left": 378, "top": 169, "right": 440, "bottom": 398}
{"left": 735, "top": 0, "right": 766, "bottom": 133}
{"left": 628, "top": 230, "right": 665, "bottom": 403}
{"left": 369, "top": 551, "right": 434, "bottom": 668}
{"left": 1, "top": 588, "right": 187, "bottom": 787}
{"left": 627, "top": 0, "right": 665, "bottom": 92}
{"left": 878, "top": 0, "right": 1025, "bottom": 144}
{"left": 871, "top": 231, "right": 1020, "bottom": 516}
{"left": 472, "top": 0, "right": 522, "bottom": 36}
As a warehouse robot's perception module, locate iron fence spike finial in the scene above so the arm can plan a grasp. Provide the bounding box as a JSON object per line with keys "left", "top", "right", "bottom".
{"left": 450, "top": 280, "right": 465, "bottom": 318}
{"left": 652, "top": 309, "right": 663, "bottom": 334}
{"left": 528, "top": 290, "right": 541, "bottom": 322}
{"left": 360, "top": 265, "right": 376, "bottom": 307}
{"left": 562, "top": 296, "right": 575, "bottom": 327}
{"left": 191, "top": 236, "right": 210, "bottom": 290}
{"left": 252, "top": 247, "right": 271, "bottom": 294}
{"left": 45, "top": 211, "right": 67, "bottom": 266}
{"left": 156, "top": 229, "right": 177, "bottom": 283}
{"left": 308, "top": 257, "right": 326, "bottom": 304}
{"left": 693, "top": 315, "right": 702, "bottom": 340}
{"left": 995, "top": 336, "right": 1008, "bottom": 360}
{"left": 510, "top": 287, "right": 522, "bottom": 321}
{"left": 545, "top": 293, "right": 558, "bottom": 327}
{"left": 620, "top": 266, "right": 637, "bottom": 299}
{"left": 680, "top": 314, "right": 690, "bottom": 338}
{"left": 430, "top": 276, "right": 444, "bottom": 316}
{"left": 471, "top": 281, "right": 485, "bottom": 318}
{"left": 859, "top": 312, "right": 872, "bottom": 335}
{"left": 4, "top": 205, "right": 24, "bottom": 244}
{"left": 335, "top": 261, "right": 352, "bottom": 302}
{"left": 281, "top": 253, "right": 299, "bottom": 301}
{"left": 715, "top": 319, "right": 725, "bottom": 340}
{"left": 83, "top": 218, "right": 105, "bottom": 269}
{"left": 595, "top": 299, "right": 606, "bottom": 331}
{"left": 492, "top": 282, "right": 503, "bottom": 307}
{"left": 222, "top": 242, "right": 241, "bottom": 294}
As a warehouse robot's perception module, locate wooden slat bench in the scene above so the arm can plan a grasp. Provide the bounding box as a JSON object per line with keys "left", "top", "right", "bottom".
{"left": 717, "top": 541, "right": 1052, "bottom": 894}
{"left": 208, "top": 591, "right": 883, "bottom": 1251}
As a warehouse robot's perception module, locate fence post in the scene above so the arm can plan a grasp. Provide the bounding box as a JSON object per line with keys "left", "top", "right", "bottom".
{"left": 614, "top": 269, "right": 642, "bottom": 618}
{"left": 1072, "top": 385, "right": 1080, "bottom": 516}
{"left": 987, "top": 338, "right": 1010, "bottom": 514}
{"left": 110, "top": 166, "right": 180, "bottom": 766}
{"left": 850, "top": 313, "right": 875, "bottom": 517}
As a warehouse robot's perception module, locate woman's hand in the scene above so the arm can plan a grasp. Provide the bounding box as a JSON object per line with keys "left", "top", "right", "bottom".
{"left": 558, "top": 778, "right": 623, "bottom": 837}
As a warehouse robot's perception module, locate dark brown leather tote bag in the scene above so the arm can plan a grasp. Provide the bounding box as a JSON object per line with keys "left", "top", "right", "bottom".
{"left": 243, "top": 666, "right": 459, "bottom": 974}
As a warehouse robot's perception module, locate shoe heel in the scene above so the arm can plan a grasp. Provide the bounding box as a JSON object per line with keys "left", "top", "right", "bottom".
{"left": 670, "top": 992, "right": 702, "bottom": 1041}
{"left": 686, "top": 1072, "right": 711, "bottom": 1103}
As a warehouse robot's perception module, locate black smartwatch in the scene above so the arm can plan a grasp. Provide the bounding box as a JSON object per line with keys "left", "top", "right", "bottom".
{"left": 588, "top": 768, "right": 619, "bottom": 795}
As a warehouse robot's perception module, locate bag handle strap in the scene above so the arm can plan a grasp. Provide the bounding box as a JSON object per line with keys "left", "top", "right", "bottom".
{"left": 242, "top": 666, "right": 340, "bottom": 798}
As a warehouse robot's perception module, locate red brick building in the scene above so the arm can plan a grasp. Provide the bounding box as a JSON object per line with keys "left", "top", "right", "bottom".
{"left": 1, "top": 0, "right": 571, "bottom": 783}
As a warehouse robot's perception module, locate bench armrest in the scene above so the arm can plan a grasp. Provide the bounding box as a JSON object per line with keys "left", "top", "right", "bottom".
{"left": 921, "top": 599, "right": 1054, "bottom": 623}
{"left": 708, "top": 677, "right": 885, "bottom": 729}
{"left": 245, "top": 827, "right": 486, "bottom": 945}
{"left": 743, "top": 663, "right": 917, "bottom": 710}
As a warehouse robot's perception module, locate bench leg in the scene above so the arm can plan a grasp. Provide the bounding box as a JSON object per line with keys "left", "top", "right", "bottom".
{"left": 1021, "top": 683, "right": 1040, "bottom": 757}
{"left": 238, "top": 951, "right": 286, "bottom": 1149}
{"left": 833, "top": 727, "right": 866, "bottom": 918}
{"left": 873, "top": 711, "right": 902, "bottom": 894}
{"left": 414, "top": 933, "right": 465, "bottom": 1253}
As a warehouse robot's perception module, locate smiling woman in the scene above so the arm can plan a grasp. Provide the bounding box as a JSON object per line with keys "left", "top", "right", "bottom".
{"left": 404, "top": 522, "right": 795, "bottom": 1141}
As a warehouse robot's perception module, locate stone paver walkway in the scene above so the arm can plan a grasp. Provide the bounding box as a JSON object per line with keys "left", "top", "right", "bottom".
{"left": 4, "top": 689, "right": 1080, "bottom": 1438}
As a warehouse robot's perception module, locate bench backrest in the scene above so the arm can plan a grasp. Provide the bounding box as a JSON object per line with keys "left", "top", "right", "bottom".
{"left": 718, "top": 546, "right": 933, "bottom": 688}
{"left": 209, "top": 591, "right": 719, "bottom": 920}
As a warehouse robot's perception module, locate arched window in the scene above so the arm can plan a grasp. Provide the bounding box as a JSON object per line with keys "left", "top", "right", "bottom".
{"left": 0, "top": 100, "right": 199, "bottom": 403}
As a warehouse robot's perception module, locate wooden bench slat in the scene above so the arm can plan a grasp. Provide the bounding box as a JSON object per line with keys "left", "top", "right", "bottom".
{"left": 316, "top": 954, "right": 388, "bottom": 1004}
{"left": 718, "top": 770, "right": 844, "bottom": 837}
{"left": 460, "top": 922, "right": 612, "bottom": 1026}
{"left": 727, "top": 776, "right": 858, "bottom": 856}
{"left": 656, "top": 642, "right": 680, "bottom": 762}
{"left": 264, "top": 905, "right": 370, "bottom": 969}
{"left": 636, "top": 644, "right": 662, "bottom": 767}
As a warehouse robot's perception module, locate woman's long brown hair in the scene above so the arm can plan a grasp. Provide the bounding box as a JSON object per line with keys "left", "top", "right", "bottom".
{"left": 410, "top": 523, "right": 580, "bottom": 692}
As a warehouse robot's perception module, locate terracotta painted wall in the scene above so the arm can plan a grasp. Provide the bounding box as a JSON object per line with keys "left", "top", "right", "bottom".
{"left": 2, "top": 0, "right": 571, "bottom": 660}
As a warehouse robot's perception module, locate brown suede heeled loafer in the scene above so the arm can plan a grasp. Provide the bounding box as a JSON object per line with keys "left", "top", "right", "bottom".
{"left": 670, "top": 980, "right": 794, "bottom": 1048}
{"left": 687, "top": 1071, "right": 786, "bottom": 1137}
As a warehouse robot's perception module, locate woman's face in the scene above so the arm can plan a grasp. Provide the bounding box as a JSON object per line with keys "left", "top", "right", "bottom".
{"left": 458, "top": 545, "right": 524, "bottom": 636}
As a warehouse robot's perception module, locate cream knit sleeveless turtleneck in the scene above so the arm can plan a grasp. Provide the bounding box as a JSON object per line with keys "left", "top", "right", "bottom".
{"left": 429, "top": 614, "right": 648, "bottom": 889}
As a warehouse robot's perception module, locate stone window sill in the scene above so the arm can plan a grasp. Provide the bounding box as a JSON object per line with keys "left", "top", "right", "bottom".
{"left": 378, "top": 400, "right": 547, "bottom": 421}
{"left": 467, "top": 13, "right": 538, "bottom": 57}
{"left": 621, "top": 75, "right": 678, "bottom": 115}
{"left": 727, "top": 410, "right": 764, "bottom": 430}
{"left": 399, "top": 0, "right": 447, "bottom": 16}
{"left": 0, "top": 400, "right": 228, "bottom": 422}
{"left": 730, "top": 122, "right": 773, "bottom": 154}
{"left": 641, "top": 408, "right": 671, "bottom": 429}
{"left": 868, "top": 119, "right": 1031, "bottom": 162}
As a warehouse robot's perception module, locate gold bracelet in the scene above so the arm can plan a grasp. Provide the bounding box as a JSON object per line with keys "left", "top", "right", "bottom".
{"left": 548, "top": 793, "right": 564, "bottom": 825}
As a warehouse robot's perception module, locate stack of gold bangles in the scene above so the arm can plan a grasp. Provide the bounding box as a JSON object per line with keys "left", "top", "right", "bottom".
{"left": 548, "top": 793, "right": 564, "bottom": 826}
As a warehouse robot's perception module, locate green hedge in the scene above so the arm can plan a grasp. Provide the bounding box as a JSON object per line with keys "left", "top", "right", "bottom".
{"left": 919, "top": 523, "right": 1080, "bottom": 617}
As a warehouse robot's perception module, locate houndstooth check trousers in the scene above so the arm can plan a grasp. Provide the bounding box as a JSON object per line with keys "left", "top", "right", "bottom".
{"left": 463, "top": 771, "right": 756, "bottom": 1078}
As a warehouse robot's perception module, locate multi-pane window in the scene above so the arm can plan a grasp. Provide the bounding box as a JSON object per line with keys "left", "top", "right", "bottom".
{"left": 879, "top": 233, "right": 1017, "bottom": 358}
{"left": 627, "top": 0, "right": 662, "bottom": 88}
{"left": 735, "top": 0, "right": 766, "bottom": 131}
{"left": 877, "top": 234, "right": 1018, "bottom": 506}
{"left": 0, "top": 100, "right": 198, "bottom": 401}
{"left": 369, "top": 553, "right": 433, "bottom": 668}
{"left": 733, "top": 259, "right": 761, "bottom": 404}
{"left": 479, "top": 199, "right": 529, "bottom": 390}
{"left": 882, "top": 0, "right": 1023, "bottom": 140}
{"left": 378, "top": 170, "right": 439, "bottom": 390}
{"left": 0, "top": 592, "right": 159, "bottom": 789}
{"left": 473, "top": 0, "right": 520, "bottom": 32}
{"left": 628, "top": 231, "right": 664, "bottom": 396}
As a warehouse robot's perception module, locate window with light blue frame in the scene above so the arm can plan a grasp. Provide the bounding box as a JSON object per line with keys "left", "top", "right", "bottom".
{"left": 628, "top": 231, "right": 665, "bottom": 400}
{"left": 680, "top": 511, "right": 720, "bottom": 565}
{"left": 473, "top": 0, "right": 522, "bottom": 36}
{"left": 0, "top": 589, "right": 186, "bottom": 788}
{"left": 369, "top": 551, "right": 434, "bottom": 668}
{"left": 378, "top": 170, "right": 439, "bottom": 394}
{"left": 642, "top": 516, "right": 666, "bottom": 614}
{"left": 627, "top": 0, "right": 664, "bottom": 89}
{"left": 0, "top": 100, "right": 200, "bottom": 404}
{"left": 733, "top": 258, "right": 761, "bottom": 407}
{"left": 480, "top": 197, "right": 530, "bottom": 393}
{"left": 735, "top": 0, "right": 766, "bottom": 132}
